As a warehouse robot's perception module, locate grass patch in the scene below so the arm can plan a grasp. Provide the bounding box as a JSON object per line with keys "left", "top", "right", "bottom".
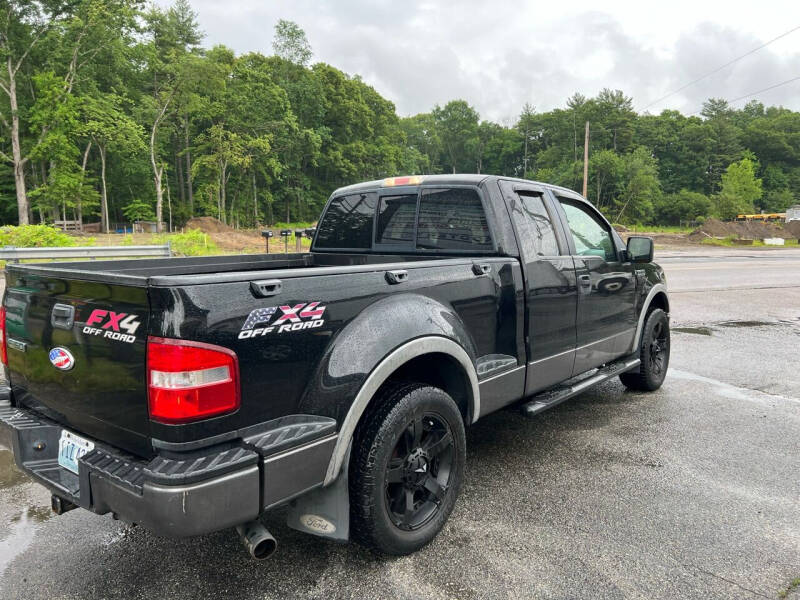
{"left": 622, "top": 225, "right": 695, "bottom": 234}
{"left": 155, "top": 229, "right": 218, "bottom": 256}
{"left": 701, "top": 236, "right": 798, "bottom": 247}
{"left": 268, "top": 221, "right": 315, "bottom": 231}
{"left": 778, "top": 577, "right": 800, "bottom": 599}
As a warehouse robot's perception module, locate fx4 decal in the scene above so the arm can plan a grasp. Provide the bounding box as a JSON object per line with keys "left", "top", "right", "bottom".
{"left": 82, "top": 309, "right": 142, "bottom": 344}
{"left": 239, "top": 302, "right": 326, "bottom": 339}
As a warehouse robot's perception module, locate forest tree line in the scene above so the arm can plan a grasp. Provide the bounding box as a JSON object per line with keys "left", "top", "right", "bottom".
{"left": 1, "top": 0, "right": 799, "bottom": 232}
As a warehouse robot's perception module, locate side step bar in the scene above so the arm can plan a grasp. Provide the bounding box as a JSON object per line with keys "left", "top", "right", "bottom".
{"left": 521, "top": 355, "right": 641, "bottom": 417}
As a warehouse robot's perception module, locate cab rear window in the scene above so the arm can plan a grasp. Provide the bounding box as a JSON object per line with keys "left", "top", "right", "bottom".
{"left": 314, "top": 192, "right": 377, "bottom": 249}
{"left": 314, "top": 186, "right": 493, "bottom": 253}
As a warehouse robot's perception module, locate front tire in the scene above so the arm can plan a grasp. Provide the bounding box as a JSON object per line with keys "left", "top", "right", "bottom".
{"left": 620, "top": 308, "right": 670, "bottom": 391}
{"left": 349, "top": 383, "right": 466, "bottom": 556}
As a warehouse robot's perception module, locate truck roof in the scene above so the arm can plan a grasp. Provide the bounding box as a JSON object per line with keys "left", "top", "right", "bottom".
{"left": 331, "top": 174, "right": 585, "bottom": 200}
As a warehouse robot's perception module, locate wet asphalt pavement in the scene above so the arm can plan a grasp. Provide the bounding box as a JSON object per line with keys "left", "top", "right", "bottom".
{"left": 1, "top": 248, "right": 799, "bottom": 599}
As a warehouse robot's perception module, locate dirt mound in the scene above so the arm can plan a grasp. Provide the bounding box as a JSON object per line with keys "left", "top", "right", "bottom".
{"left": 184, "top": 217, "right": 234, "bottom": 234}
{"left": 696, "top": 218, "right": 731, "bottom": 237}
{"left": 784, "top": 220, "right": 800, "bottom": 237}
{"left": 689, "top": 217, "right": 796, "bottom": 241}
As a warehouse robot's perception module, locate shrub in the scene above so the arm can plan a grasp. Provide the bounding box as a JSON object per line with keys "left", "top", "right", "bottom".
{"left": 0, "top": 224, "right": 81, "bottom": 248}
{"left": 157, "top": 229, "right": 218, "bottom": 256}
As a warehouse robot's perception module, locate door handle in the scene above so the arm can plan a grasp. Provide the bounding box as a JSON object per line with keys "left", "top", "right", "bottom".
{"left": 250, "top": 279, "right": 282, "bottom": 297}
{"left": 578, "top": 274, "right": 592, "bottom": 289}
{"left": 51, "top": 303, "right": 75, "bottom": 330}
{"left": 385, "top": 270, "right": 408, "bottom": 284}
{"left": 472, "top": 263, "right": 492, "bottom": 276}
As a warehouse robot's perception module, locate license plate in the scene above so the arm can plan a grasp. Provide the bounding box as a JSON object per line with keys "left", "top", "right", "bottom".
{"left": 58, "top": 430, "right": 95, "bottom": 475}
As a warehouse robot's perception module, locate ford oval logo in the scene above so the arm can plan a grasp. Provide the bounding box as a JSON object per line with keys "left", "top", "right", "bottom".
{"left": 49, "top": 347, "right": 75, "bottom": 371}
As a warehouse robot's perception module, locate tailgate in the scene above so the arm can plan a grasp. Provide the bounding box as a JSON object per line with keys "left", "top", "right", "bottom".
{"left": 4, "top": 270, "right": 152, "bottom": 457}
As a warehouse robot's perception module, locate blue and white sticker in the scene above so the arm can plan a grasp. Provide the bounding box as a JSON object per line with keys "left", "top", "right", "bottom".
{"left": 49, "top": 347, "right": 75, "bottom": 371}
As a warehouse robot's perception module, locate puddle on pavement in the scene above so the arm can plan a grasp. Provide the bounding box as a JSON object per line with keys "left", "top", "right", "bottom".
{"left": 673, "top": 326, "right": 713, "bottom": 336}
{"left": 673, "top": 320, "right": 787, "bottom": 336}
{"left": 718, "top": 320, "right": 776, "bottom": 328}
{"left": 0, "top": 449, "right": 26, "bottom": 489}
{"left": 0, "top": 508, "right": 51, "bottom": 578}
{"left": 1, "top": 448, "right": 55, "bottom": 576}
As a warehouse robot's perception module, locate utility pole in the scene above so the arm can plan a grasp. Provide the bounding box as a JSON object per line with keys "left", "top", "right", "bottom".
{"left": 582, "top": 121, "right": 589, "bottom": 198}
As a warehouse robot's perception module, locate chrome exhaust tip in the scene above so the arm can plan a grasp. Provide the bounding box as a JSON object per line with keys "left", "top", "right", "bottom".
{"left": 236, "top": 519, "right": 277, "bottom": 560}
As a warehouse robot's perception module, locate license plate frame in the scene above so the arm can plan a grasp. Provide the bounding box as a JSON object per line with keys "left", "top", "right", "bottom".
{"left": 57, "top": 429, "right": 95, "bottom": 475}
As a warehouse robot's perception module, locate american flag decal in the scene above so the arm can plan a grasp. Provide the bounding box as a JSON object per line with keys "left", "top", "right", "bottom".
{"left": 241, "top": 306, "right": 278, "bottom": 330}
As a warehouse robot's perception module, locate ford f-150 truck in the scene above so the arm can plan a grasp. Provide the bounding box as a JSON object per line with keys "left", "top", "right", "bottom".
{"left": 0, "top": 175, "right": 670, "bottom": 558}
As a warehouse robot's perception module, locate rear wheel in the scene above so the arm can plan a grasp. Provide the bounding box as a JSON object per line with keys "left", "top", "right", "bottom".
{"left": 620, "top": 308, "right": 670, "bottom": 391}
{"left": 349, "top": 383, "right": 466, "bottom": 555}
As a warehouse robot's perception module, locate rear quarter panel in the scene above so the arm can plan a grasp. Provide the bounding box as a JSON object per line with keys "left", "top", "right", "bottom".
{"left": 148, "top": 257, "right": 523, "bottom": 444}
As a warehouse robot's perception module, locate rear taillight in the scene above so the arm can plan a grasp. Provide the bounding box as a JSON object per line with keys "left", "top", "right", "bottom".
{"left": 146, "top": 336, "right": 240, "bottom": 424}
{"left": 0, "top": 307, "right": 7, "bottom": 365}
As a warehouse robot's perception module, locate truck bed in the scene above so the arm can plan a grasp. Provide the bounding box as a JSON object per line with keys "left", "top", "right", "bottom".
{"left": 6, "top": 251, "right": 441, "bottom": 286}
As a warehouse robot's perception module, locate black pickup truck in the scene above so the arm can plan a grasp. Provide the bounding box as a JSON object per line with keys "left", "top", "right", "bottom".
{"left": 0, "top": 175, "right": 670, "bottom": 558}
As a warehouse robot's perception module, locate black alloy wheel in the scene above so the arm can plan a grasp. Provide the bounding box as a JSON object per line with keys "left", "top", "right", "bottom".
{"left": 350, "top": 383, "right": 466, "bottom": 555}
{"left": 384, "top": 411, "right": 454, "bottom": 531}
{"left": 648, "top": 318, "right": 669, "bottom": 377}
{"left": 620, "top": 307, "right": 670, "bottom": 391}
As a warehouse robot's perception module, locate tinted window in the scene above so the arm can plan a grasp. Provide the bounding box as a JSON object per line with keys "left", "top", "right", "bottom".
{"left": 558, "top": 198, "right": 616, "bottom": 262}
{"left": 510, "top": 192, "right": 560, "bottom": 257}
{"left": 315, "top": 192, "right": 377, "bottom": 249}
{"left": 376, "top": 194, "right": 417, "bottom": 245}
{"left": 416, "top": 188, "right": 492, "bottom": 251}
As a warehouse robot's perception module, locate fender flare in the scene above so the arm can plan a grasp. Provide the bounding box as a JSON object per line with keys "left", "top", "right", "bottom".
{"left": 629, "top": 283, "right": 669, "bottom": 353}
{"left": 323, "top": 336, "right": 480, "bottom": 486}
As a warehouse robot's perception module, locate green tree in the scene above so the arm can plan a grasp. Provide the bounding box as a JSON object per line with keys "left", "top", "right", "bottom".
{"left": 272, "top": 20, "right": 312, "bottom": 67}
{"left": 761, "top": 189, "right": 794, "bottom": 213}
{"left": 432, "top": 100, "right": 479, "bottom": 173}
{"left": 715, "top": 157, "right": 762, "bottom": 219}
{"left": 701, "top": 99, "right": 742, "bottom": 194}
{"left": 589, "top": 149, "right": 623, "bottom": 210}
{"left": 122, "top": 198, "right": 155, "bottom": 222}
{"left": 81, "top": 93, "right": 145, "bottom": 231}
{"left": 615, "top": 147, "right": 660, "bottom": 224}
{"left": 0, "top": 0, "right": 138, "bottom": 224}
{"left": 654, "top": 189, "right": 711, "bottom": 225}
{"left": 400, "top": 113, "right": 441, "bottom": 173}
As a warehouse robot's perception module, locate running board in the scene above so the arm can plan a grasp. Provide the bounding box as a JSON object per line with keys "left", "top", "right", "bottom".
{"left": 521, "top": 355, "right": 641, "bottom": 417}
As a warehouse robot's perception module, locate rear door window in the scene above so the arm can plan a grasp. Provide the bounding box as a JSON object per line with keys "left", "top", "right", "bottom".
{"left": 510, "top": 192, "right": 561, "bottom": 257}
{"left": 416, "top": 188, "right": 492, "bottom": 251}
{"left": 315, "top": 192, "right": 377, "bottom": 249}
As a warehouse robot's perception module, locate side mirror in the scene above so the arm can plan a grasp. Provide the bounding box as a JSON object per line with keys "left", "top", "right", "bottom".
{"left": 626, "top": 236, "right": 654, "bottom": 263}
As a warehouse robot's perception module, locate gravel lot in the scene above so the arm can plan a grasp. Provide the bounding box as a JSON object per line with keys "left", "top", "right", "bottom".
{"left": 1, "top": 248, "right": 799, "bottom": 599}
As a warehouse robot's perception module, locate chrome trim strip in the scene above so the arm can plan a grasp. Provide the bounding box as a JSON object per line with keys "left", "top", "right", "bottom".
{"left": 323, "top": 337, "right": 480, "bottom": 486}
{"left": 478, "top": 364, "right": 526, "bottom": 384}
{"left": 528, "top": 346, "right": 573, "bottom": 367}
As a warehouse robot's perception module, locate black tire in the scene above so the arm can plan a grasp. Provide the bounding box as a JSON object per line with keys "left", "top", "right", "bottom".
{"left": 620, "top": 308, "right": 670, "bottom": 391}
{"left": 349, "top": 383, "right": 466, "bottom": 556}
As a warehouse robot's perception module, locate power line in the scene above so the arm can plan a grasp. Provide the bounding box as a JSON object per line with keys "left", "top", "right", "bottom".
{"left": 642, "top": 24, "right": 800, "bottom": 111}
{"left": 689, "top": 74, "right": 800, "bottom": 115}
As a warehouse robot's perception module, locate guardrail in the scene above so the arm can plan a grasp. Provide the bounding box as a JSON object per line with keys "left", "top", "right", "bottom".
{"left": 0, "top": 244, "right": 172, "bottom": 263}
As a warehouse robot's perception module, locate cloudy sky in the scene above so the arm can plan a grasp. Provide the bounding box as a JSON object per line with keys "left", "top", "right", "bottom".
{"left": 157, "top": 1, "right": 800, "bottom": 122}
